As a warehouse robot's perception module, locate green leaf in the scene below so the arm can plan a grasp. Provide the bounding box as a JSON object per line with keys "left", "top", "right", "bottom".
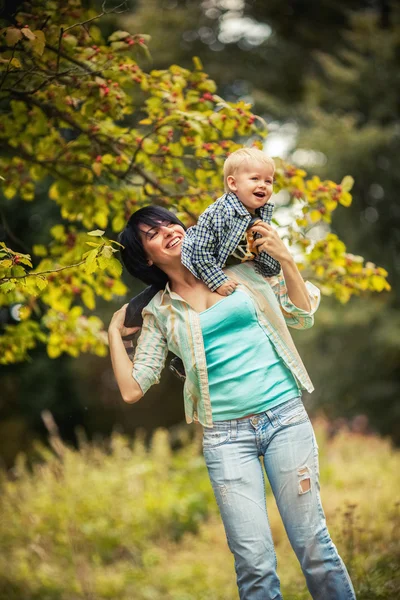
{"left": 87, "top": 230, "right": 105, "bottom": 237}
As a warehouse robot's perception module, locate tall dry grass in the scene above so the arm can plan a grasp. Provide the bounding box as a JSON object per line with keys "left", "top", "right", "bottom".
{"left": 0, "top": 419, "right": 398, "bottom": 599}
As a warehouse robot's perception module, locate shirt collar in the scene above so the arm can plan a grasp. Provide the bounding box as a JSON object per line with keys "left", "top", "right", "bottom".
{"left": 160, "top": 281, "right": 183, "bottom": 304}
{"left": 225, "top": 192, "right": 251, "bottom": 217}
{"left": 225, "top": 192, "right": 274, "bottom": 219}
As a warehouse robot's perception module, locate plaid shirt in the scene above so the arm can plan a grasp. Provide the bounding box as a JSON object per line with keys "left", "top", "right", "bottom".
{"left": 131, "top": 262, "right": 320, "bottom": 428}
{"left": 181, "top": 192, "right": 281, "bottom": 292}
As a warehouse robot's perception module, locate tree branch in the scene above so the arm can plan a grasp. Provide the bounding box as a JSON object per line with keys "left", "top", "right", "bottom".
{"left": 0, "top": 260, "right": 87, "bottom": 282}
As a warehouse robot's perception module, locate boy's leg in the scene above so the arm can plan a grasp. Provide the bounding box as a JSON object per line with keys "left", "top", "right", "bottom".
{"left": 203, "top": 419, "right": 283, "bottom": 600}
{"left": 123, "top": 284, "right": 160, "bottom": 333}
{"left": 123, "top": 285, "right": 186, "bottom": 381}
{"left": 262, "top": 399, "right": 356, "bottom": 600}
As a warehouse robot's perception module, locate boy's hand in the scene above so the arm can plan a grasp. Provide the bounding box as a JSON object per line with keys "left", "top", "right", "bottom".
{"left": 216, "top": 280, "right": 238, "bottom": 296}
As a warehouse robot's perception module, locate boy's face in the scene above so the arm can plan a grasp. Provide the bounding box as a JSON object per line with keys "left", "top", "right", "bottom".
{"left": 227, "top": 161, "right": 274, "bottom": 212}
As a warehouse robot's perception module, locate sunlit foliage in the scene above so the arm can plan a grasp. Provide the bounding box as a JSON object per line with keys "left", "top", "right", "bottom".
{"left": 0, "top": 1, "right": 390, "bottom": 363}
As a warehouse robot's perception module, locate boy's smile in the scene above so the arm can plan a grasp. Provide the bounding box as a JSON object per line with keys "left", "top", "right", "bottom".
{"left": 227, "top": 161, "right": 274, "bottom": 212}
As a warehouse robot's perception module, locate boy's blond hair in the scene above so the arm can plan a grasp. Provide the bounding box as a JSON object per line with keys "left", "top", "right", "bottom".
{"left": 223, "top": 148, "right": 275, "bottom": 192}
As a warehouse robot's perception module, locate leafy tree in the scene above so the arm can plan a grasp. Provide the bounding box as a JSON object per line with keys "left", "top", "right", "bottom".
{"left": 0, "top": 0, "right": 390, "bottom": 365}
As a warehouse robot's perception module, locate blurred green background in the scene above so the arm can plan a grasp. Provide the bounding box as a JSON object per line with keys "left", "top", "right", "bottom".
{"left": 0, "top": 0, "right": 399, "bottom": 468}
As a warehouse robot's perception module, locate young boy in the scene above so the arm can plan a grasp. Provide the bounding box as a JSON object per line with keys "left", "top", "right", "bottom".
{"left": 181, "top": 147, "right": 280, "bottom": 296}
{"left": 123, "top": 148, "right": 280, "bottom": 378}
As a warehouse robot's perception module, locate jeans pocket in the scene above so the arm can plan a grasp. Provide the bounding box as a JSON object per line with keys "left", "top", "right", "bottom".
{"left": 202, "top": 429, "right": 231, "bottom": 449}
{"left": 275, "top": 400, "right": 309, "bottom": 427}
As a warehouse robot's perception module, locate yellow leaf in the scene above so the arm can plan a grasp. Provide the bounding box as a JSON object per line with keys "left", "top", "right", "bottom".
{"left": 19, "top": 305, "right": 31, "bottom": 320}
{"left": 92, "top": 162, "right": 102, "bottom": 177}
{"left": 31, "top": 30, "right": 45, "bottom": 56}
{"left": 21, "top": 27, "right": 35, "bottom": 41}
{"left": 339, "top": 192, "right": 352, "bottom": 207}
{"left": 87, "top": 229, "right": 105, "bottom": 237}
{"left": 47, "top": 344, "right": 61, "bottom": 359}
{"left": 33, "top": 245, "right": 48, "bottom": 257}
{"left": 139, "top": 118, "right": 153, "bottom": 125}
{"left": 112, "top": 214, "right": 126, "bottom": 232}
{"left": 193, "top": 56, "right": 203, "bottom": 71}
{"left": 107, "top": 257, "right": 122, "bottom": 278}
{"left": 94, "top": 211, "right": 108, "bottom": 229}
{"left": 82, "top": 287, "right": 96, "bottom": 310}
{"left": 371, "top": 275, "right": 387, "bottom": 292}
{"left": 50, "top": 224, "right": 65, "bottom": 240}
{"left": 5, "top": 27, "right": 22, "bottom": 46}
{"left": 341, "top": 175, "right": 354, "bottom": 192}
{"left": 4, "top": 187, "right": 17, "bottom": 199}
{"left": 101, "top": 154, "right": 114, "bottom": 165}
{"left": 35, "top": 277, "right": 48, "bottom": 291}
{"left": 49, "top": 183, "right": 59, "bottom": 200}
{"left": 310, "top": 210, "right": 322, "bottom": 223}
{"left": 102, "top": 245, "right": 113, "bottom": 259}
{"left": 10, "top": 57, "right": 21, "bottom": 68}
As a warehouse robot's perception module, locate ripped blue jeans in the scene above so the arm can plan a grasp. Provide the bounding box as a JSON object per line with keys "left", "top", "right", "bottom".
{"left": 202, "top": 397, "right": 356, "bottom": 600}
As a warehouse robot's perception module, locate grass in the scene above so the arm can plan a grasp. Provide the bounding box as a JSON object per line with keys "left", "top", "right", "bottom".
{"left": 0, "top": 419, "right": 398, "bottom": 599}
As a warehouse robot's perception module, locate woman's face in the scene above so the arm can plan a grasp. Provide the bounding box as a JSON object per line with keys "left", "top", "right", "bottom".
{"left": 139, "top": 219, "right": 186, "bottom": 267}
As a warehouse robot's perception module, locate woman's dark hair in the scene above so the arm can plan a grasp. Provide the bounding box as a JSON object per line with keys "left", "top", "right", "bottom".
{"left": 119, "top": 205, "right": 186, "bottom": 288}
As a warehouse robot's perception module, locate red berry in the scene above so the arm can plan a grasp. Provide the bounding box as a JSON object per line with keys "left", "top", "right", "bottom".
{"left": 96, "top": 155, "right": 102, "bottom": 162}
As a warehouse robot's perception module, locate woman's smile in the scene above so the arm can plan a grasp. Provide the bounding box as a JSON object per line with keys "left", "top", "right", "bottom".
{"left": 165, "top": 235, "right": 183, "bottom": 249}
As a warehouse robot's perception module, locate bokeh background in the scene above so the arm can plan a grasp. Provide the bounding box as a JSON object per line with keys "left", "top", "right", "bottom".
{"left": 0, "top": 2, "right": 399, "bottom": 598}
{"left": 1, "top": 0, "right": 399, "bottom": 465}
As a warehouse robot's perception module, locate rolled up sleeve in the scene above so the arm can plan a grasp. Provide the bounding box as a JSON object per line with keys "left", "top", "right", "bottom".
{"left": 269, "top": 273, "right": 321, "bottom": 330}
{"left": 131, "top": 311, "right": 168, "bottom": 394}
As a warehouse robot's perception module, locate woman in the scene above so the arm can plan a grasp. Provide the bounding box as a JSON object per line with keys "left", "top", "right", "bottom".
{"left": 108, "top": 206, "right": 356, "bottom": 600}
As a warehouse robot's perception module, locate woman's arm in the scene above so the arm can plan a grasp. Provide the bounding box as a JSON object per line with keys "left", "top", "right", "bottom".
{"left": 108, "top": 304, "right": 143, "bottom": 403}
{"left": 279, "top": 255, "right": 311, "bottom": 312}
{"left": 251, "top": 222, "right": 311, "bottom": 311}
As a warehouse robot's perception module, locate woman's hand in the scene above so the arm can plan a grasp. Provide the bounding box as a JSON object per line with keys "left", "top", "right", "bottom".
{"left": 108, "top": 303, "right": 141, "bottom": 338}
{"left": 250, "top": 222, "right": 292, "bottom": 264}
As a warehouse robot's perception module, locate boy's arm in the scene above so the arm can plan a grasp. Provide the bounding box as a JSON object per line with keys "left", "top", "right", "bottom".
{"left": 183, "top": 211, "right": 231, "bottom": 292}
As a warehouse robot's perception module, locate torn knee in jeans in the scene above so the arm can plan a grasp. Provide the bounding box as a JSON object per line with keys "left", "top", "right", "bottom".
{"left": 298, "top": 465, "right": 311, "bottom": 495}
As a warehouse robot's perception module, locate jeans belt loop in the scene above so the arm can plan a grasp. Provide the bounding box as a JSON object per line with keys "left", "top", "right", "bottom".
{"left": 265, "top": 409, "right": 278, "bottom": 428}
{"left": 231, "top": 419, "right": 238, "bottom": 440}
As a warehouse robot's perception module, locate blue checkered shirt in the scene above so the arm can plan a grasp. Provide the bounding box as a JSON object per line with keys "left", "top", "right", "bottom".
{"left": 181, "top": 192, "right": 281, "bottom": 291}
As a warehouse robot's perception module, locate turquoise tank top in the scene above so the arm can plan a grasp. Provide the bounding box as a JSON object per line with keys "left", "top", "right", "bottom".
{"left": 199, "top": 289, "right": 301, "bottom": 421}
